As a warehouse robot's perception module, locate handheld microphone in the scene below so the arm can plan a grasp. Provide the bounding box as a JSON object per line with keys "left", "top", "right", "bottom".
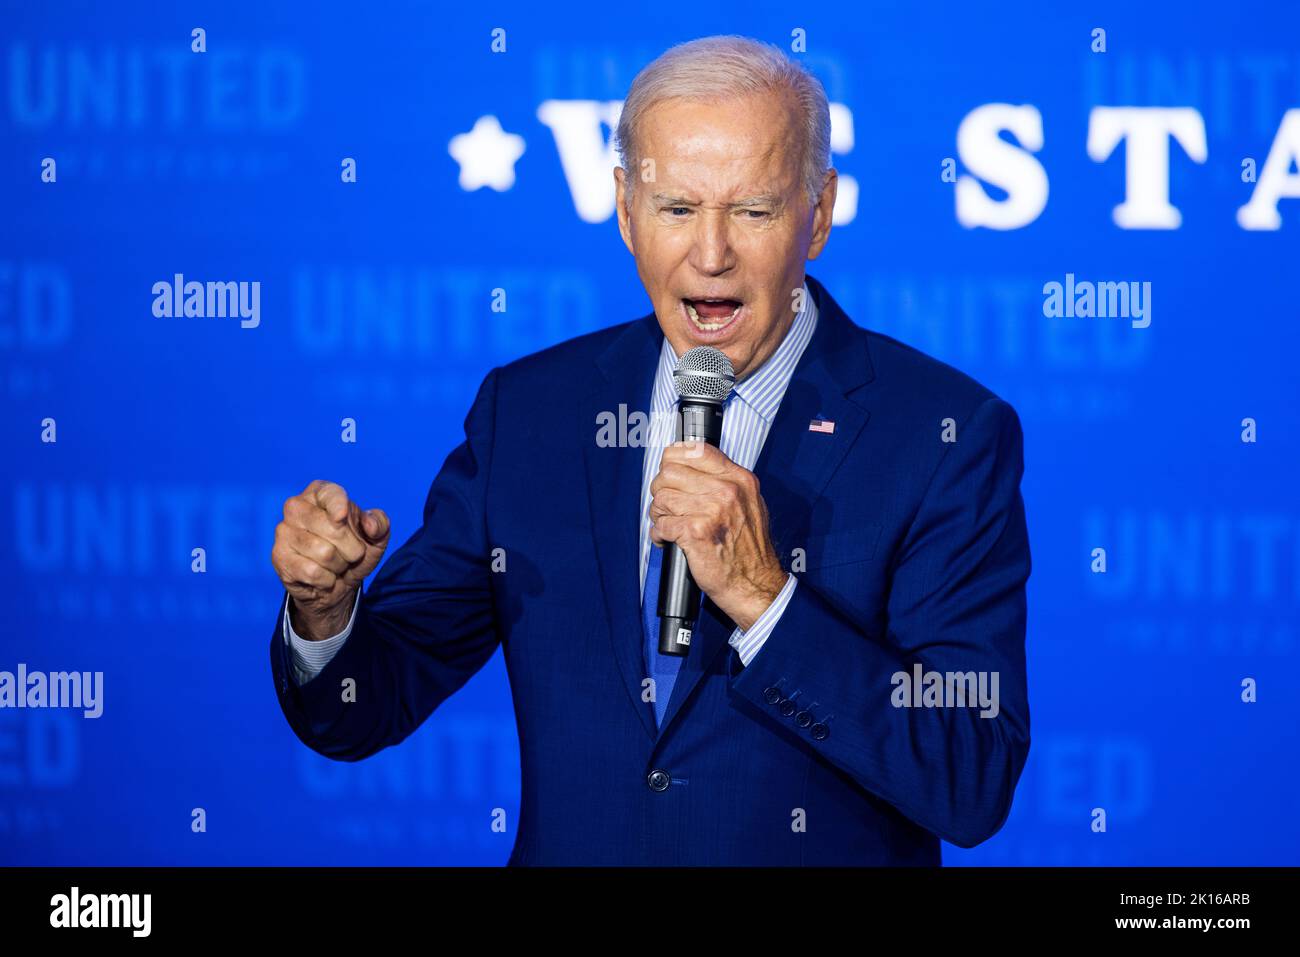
{"left": 657, "top": 345, "right": 736, "bottom": 656}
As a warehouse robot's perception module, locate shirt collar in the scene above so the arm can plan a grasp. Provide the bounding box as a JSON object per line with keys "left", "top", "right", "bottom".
{"left": 651, "top": 281, "right": 819, "bottom": 424}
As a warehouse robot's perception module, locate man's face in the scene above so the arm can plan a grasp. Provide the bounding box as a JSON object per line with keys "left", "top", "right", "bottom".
{"left": 615, "top": 91, "right": 837, "bottom": 381}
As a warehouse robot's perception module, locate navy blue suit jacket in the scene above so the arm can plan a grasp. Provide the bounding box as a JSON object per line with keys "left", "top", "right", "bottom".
{"left": 270, "top": 274, "right": 1031, "bottom": 865}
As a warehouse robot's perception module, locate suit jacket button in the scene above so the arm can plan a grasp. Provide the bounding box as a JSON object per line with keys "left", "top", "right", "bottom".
{"left": 763, "top": 687, "right": 782, "bottom": 705}
{"left": 810, "top": 722, "right": 829, "bottom": 740}
{"left": 795, "top": 710, "right": 813, "bottom": 728}
{"left": 647, "top": 769, "right": 671, "bottom": 792}
{"left": 779, "top": 700, "right": 797, "bottom": 717}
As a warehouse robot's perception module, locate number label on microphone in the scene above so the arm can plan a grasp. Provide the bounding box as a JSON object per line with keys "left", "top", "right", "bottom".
{"left": 677, "top": 628, "right": 692, "bottom": 646}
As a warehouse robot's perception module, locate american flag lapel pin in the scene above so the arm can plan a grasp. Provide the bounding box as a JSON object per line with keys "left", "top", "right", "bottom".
{"left": 808, "top": 416, "right": 835, "bottom": 434}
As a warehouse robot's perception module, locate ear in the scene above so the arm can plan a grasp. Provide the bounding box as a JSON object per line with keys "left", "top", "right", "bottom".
{"left": 614, "top": 166, "right": 635, "bottom": 255}
{"left": 807, "top": 168, "right": 838, "bottom": 261}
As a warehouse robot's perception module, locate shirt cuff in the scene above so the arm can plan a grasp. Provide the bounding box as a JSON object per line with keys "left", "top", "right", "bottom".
{"left": 282, "top": 590, "right": 360, "bottom": 686}
{"left": 727, "top": 573, "right": 798, "bottom": 668}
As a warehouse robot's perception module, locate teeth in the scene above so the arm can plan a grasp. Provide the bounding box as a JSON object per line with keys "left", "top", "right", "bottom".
{"left": 686, "top": 301, "right": 740, "bottom": 332}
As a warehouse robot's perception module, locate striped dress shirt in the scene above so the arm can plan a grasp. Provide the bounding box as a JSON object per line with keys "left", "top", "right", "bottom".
{"left": 285, "top": 282, "right": 819, "bottom": 683}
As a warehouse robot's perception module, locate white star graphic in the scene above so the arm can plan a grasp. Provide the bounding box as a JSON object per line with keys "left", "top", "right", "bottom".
{"left": 448, "top": 115, "right": 526, "bottom": 191}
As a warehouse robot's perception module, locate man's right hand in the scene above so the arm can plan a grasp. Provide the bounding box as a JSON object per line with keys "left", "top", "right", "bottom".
{"left": 271, "top": 480, "right": 391, "bottom": 642}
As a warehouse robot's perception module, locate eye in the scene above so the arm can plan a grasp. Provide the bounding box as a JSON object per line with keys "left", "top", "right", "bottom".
{"left": 666, "top": 206, "right": 690, "bottom": 216}
{"left": 743, "top": 210, "right": 770, "bottom": 219}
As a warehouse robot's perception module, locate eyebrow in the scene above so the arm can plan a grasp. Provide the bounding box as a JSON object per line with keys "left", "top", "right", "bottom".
{"left": 649, "top": 193, "right": 783, "bottom": 208}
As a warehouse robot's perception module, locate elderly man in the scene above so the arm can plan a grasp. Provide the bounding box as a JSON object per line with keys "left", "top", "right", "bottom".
{"left": 269, "top": 35, "right": 1031, "bottom": 865}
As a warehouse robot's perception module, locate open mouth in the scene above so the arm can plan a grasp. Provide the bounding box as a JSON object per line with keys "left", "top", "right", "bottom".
{"left": 682, "top": 297, "right": 745, "bottom": 335}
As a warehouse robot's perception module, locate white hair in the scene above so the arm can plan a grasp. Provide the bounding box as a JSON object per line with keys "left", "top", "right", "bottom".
{"left": 615, "top": 35, "right": 832, "bottom": 209}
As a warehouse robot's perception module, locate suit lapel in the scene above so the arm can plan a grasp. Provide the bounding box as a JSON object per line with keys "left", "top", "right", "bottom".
{"left": 582, "top": 312, "right": 662, "bottom": 742}
{"left": 654, "top": 275, "right": 875, "bottom": 738}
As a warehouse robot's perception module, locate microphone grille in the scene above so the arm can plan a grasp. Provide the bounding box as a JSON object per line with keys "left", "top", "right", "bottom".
{"left": 673, "top": 346, "right": 736, "bottom": 402}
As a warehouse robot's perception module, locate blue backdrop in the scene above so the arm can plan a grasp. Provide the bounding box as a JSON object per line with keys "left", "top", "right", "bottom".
{"left": 3, "top": 0, "right": 1297, "bottom": 865}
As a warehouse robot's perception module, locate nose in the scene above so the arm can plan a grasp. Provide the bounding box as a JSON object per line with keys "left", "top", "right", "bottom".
{"left": 688, "top": 209, "right": 735, "bottom": 276}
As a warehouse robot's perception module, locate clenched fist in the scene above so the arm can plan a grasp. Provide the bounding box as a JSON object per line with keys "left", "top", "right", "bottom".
{"left": 271, "top": 480, "right": 390, "bottom": 641}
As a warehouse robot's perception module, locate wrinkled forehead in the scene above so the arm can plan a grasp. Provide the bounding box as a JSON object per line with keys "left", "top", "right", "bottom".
{"left": 637, "top": 92, "right": 804, "bottom": 200}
